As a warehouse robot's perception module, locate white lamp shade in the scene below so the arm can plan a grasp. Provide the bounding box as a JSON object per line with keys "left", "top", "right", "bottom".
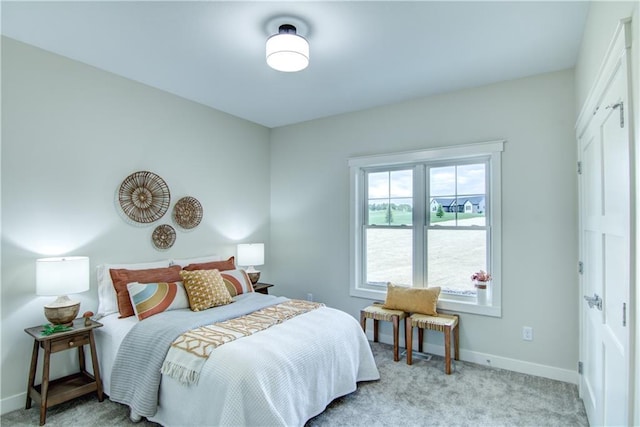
{"left": 266, "top": 33, "right": 309, "bottom": 72}
{"left": 36, "top": 256, "right": 90, "bottom": 296}
{"left": 237, "top": 244, "right": 264, "bottom": 268}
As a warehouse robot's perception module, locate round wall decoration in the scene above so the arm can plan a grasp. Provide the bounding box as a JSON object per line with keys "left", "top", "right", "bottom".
{"left": 152, "top": 224, "right": 176, "bottom": 249}
{"left": 173, "top": 196, "right": 203, "bottom": 229}
{"left": 118, "top": 171, "right": 171, "bottom": 223}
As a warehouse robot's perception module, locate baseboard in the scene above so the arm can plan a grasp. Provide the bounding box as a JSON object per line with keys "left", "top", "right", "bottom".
{"left": 1, "top": 391, "right": 26, "bottom": 415}
{"left": 366, "top": 331, "right": 579, "bottom": 385}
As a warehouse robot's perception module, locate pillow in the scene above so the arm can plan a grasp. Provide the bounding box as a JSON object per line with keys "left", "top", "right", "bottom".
{"left": 127, "top": 281, "right": 189, "bottom": 320}
{"left": 179, "top": 269, "right": 233, "bottom": 311}
{"left": 110, "top": 265, "right": 182, "bottom": 318}
{"left": 220, "top": 269, "right": 254, "bottom": 297}
{"left": 383, "top": 283, "right": 441, "bottom": 316}
{"left": 96, "top": 260, "right": 171, "bottom": 317}
{"left": 170, "top": 255, "right": 221, "bottom": 268}
{"left": 183, "top": 256, "right": 235, "bottom": 272}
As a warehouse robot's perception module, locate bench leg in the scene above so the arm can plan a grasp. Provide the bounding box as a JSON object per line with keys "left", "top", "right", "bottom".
{"left": 454, "top": 321, "right": 460, "bottom": 361}
{"left": 392, "top": 315, "right": 399, "bottom": 362}
{"left": 402, "top": 317, "right": 406, "bottom": 350}
{"left": 418, "top": 328, "right": 424, "bottom": 353}
{"left": 444, "top": 326, "right": 452, "bottom": 374}
{"left": 373, "top": 319, "right": 379, "bottom": 342}
{"left": 405, "top": 317, "right": 413, "bottom": 365}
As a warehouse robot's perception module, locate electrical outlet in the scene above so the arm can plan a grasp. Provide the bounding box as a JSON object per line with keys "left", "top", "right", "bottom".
{"left": 522, "top": 326, "right": 533, "bottom": 341}
{"left": 307, "top": 293, "right": 313, "bottom": 302}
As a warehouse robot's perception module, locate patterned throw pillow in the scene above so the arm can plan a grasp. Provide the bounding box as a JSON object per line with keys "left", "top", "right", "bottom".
{"left": 220, "top": 269, "right": 254, "bottom": 297}
{"left": 179, "top": 269, "right": 233, "bottom": 311}
{"left": 110, "top": 265, "right": 183, "bottom": 318}
{"left": 127, "top": 282, "right": 189, "bottom": 321}
{"left": 97, "top": 260, "right": 171, "bottom": 317}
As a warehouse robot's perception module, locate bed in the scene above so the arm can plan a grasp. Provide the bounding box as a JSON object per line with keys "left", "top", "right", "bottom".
{"left": 94, "top": 284, "right": 379, "bottom": 426}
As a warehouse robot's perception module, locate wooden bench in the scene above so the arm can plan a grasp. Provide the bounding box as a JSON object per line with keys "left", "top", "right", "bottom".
{"left": 405, "top": 313, "right": 459, "bottom": 374}
{"left": 360, "top": 303, "right": 407, "bottom": 362}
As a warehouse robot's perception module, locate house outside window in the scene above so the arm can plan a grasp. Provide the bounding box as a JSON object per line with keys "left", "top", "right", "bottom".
{"left": 349, "top": 140, "right": 504, "bottom": 317}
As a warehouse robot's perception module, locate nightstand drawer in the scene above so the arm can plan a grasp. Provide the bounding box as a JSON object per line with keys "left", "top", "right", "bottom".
{"left": 49, "top": 333, "right": 90, "bottom": 352}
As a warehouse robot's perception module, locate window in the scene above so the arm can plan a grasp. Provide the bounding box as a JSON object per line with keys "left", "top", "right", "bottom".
{"left": 427, "top": 162, "right": 487, "bottom": 296}
{"left": 366, "top": 169, "right": 413, "bottom": 286}
{"left": 349, "top": 141, "right": 504, "bottom": 316}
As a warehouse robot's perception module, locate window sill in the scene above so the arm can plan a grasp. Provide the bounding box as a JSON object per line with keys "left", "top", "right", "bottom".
{"left": 350, "top": 287, "right": 501, "bottom": 317}
{"left": 438, "top": 298, "right": 501, "bottom": 317}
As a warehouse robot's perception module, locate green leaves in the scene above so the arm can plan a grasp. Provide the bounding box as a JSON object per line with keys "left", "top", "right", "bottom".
{"left": 41, "top": 324, "right": 72, "bottom": 336}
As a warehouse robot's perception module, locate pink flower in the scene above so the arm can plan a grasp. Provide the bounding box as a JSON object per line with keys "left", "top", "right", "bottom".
{"left": 471, "top": 270, "right": 492, "bottom": 282}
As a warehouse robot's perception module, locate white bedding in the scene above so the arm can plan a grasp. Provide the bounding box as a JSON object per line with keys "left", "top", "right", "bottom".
{"left": 94, "top": 294, "right": 379, "bottom": 426}
{"left": 94, "top": 313, "right": 137, "bottom": 396}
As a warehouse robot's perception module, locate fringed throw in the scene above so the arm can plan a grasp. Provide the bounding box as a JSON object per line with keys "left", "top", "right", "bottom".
{"left": 161, "top": 299, "right": 324, "bottom": 385}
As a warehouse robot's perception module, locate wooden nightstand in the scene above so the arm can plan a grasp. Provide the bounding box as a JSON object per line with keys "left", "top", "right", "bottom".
{"left": 24, "top": 318, "right": 104, "bottom": 425}
{"left": 253, "top": 282, "right": 274, "bottom": 295}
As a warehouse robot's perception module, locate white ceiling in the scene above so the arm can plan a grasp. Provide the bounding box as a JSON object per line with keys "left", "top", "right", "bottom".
{"left": 1, "top": 1, "right": 589, "bottom": 128}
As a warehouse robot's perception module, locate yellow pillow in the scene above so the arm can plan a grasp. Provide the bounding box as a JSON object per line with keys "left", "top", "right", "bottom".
{"left": 383, "top": 283, "right": 441, "bottom": 316}
{"left": 179, "top": 269, "right": 233, "bottom": 311}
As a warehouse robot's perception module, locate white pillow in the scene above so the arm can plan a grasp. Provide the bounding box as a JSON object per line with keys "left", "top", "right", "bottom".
{"left": 170, "top": 255, "right": 221, "bottom": 268}
{"left": 96, "top": 260, "right": 171, "bottom": 317}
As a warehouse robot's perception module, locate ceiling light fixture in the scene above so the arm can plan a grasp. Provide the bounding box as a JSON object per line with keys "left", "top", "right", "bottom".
{"left": 266, "top": 24, "right": 309, "bottom": 72}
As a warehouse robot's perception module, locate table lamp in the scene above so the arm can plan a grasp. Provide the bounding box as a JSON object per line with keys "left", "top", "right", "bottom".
{"left": 237, "top": 243, "right": 264, "bottom": 284}
{"left": 36, "top": 256, "right": 90, "bottom": 326}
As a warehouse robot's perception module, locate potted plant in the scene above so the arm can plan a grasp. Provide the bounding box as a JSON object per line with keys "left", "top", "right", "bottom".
{"left": 471, "top": 270, "right": 491, "bottom": 305}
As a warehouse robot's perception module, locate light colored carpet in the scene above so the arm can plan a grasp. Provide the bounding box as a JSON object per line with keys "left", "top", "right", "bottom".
{"left": 1, "top": 342, "right": 588, "bottom": 426}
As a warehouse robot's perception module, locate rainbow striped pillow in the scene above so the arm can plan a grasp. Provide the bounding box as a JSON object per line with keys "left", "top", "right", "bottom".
{"left": 127, "top": 281, "right": 189, "bottom": 320}
{"left": 220, "top": 269, "right": 254, "bottom": 297}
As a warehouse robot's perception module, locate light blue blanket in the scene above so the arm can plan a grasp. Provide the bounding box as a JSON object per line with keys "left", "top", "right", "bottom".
{"left": 109, "top": 293, "right": 288, "bottom": 417}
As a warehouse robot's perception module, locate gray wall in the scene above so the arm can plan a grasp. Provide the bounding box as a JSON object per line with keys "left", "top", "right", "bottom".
{"left": 1, "top": 38, "right": 271, "bottom": 409}
{"left": 574, "top": 2, "right": 639, "bottom": 115}
{"left": 270, "top": 69, "right": 579, "bottom": 379}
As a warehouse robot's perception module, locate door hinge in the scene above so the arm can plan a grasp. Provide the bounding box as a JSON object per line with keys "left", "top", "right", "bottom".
{"left": 607, "top": 101, "right": 624, "bottom": 128}
{"left": 623, "top": 302, "right": 627, "bottom": 327}
{"left": 584, "top": 293, "right": 603, "bottom": 311}
{"left": 577, "top": 161, "right": 582, "bottom": 175}
{"left": 578, "top": 361, "right": 583, "bottom": 374}
{"left": 578, "top": 261, "right": 583, "bottom": 274}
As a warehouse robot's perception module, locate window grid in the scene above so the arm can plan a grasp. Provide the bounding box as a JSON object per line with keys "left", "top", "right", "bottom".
{"left": 349, "top": 140, "right": 504, "bottom": 317}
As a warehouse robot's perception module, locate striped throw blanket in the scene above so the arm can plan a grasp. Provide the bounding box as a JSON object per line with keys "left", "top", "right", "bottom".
{"left": 161, "top": 299, "right": 324, "bottom": 385}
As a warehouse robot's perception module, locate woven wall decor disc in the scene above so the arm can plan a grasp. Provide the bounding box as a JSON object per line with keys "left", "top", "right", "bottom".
{"left": 119, "top": 171, "right": 170, "bottom": 223}
{"left": 173, "top": 196, "right": 203, "bottom": 229}
{"left": 152, "top": 224, "right": 176, "bottom": 249}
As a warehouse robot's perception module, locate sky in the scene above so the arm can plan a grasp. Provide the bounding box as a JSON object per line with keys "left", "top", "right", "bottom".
{"left": 368, "top": 163, "right": 486, "bottom": 203}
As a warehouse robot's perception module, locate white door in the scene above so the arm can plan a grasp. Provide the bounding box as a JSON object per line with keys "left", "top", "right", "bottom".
{"left": 577, "top": 21, "right": 633, "bottom": 427}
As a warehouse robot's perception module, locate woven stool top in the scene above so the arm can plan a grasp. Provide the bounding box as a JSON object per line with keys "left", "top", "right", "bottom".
{"left": 410, "top": 313, "right": 458, "bottom": 329}
{"left": 361, "top": 304, "right": 407, "bottom": 321}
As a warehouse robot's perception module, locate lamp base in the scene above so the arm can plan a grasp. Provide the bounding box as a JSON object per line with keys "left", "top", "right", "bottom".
{"left": 44, "top": 296, "right": 80, "bottom": 326}
{"left": 247, "top": 271, "right": 261, "bottom": 284}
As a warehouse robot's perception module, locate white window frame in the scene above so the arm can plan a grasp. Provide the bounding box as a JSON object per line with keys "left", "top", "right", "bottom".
{"left": 349, "top": 140, "right": 504, "bottom": 317}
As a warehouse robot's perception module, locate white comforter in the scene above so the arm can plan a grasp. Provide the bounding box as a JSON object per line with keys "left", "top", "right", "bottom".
{"left": 101, "top": 294, "right": 380, "bottom": 426}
